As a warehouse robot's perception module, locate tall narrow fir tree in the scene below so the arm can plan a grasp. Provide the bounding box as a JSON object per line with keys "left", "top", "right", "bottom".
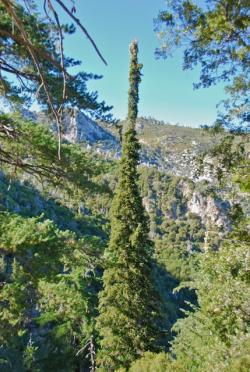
{"left": 96, "top": 40, "right": 162, "bottom": 370}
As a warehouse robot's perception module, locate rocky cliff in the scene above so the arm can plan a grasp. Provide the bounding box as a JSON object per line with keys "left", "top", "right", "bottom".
{"left": 19, "top": 110, "right": 235, "bottom": 231}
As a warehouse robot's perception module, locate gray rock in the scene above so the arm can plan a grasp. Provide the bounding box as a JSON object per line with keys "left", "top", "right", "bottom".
{"left": 61, "top": 111, "right": 118, "bottom": 146}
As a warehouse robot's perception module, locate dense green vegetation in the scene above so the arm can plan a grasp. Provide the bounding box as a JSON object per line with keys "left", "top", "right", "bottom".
{"left": 0, "top": 0, "right": 249, "bottom": 371}
{"left": 0, "top": 119, "right": 206, "bottom": 370}
{"left": 0, "top": 109, "right": 214, "bottom": 370}
{"left": 155, "top": 0, "right": 250, "bottom": 190}
{"left": 96, "top": 41, "right": 163, "bottom": 370}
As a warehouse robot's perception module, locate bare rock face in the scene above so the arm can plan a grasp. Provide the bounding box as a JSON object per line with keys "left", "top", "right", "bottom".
{"left": 136, "top": 121, "right": 144, "bottom": 132}
{"left": 61, "top": 112, "right": 118, "bottom": 146}
{"left": 178, "top": 179, "right": 192, "bottom": 198}
{"left": 187, "top": 191, "right": 231, "bottom": 230}
{"left": 21, "top": 109, "right": 119, "bottom": 147}
{"left": 177, "top": 180, "right": 231, "bottom": 230}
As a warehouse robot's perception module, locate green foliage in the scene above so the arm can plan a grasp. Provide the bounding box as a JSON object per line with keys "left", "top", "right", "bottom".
{"left": 155, "top": 0, "right": 250, "bottom": 128}
{"left": 129, "top": 351, "right": 172, "bottom": 372}
{"left": 96, "top": 42, "right": 163, "bottom": 370}
{"left": 0, "top": 212, "right": 102, "bottom": 371}
{"left": 0, "top": 111, "right": 112, "bottom": 194}
{"left": 23, "top": 336, "right": 40, "bottom": 372}
{"left": 168, "top": 236, "right": 250, "bottom": 371}
{"left": 0, "top": 2, "right": 249, "bottom": 369}
{"left": 138, "top": 168, "right": 205, "bottom": 282}
{"left": 154, "top": 0, "right": 250, "bottom": 207}
{"left": 193, "top": 128, "right": 250, "bottom": 196}
{"left": 96, "top": 130, "right": 163, "bottom": 370}
{"left": 127, "top": 40, "right": 143, "bottom": 127}
{"left": 1, "top": 3, "right": 224, "bottom": 371}
{"left": 0, "top": 109, "right": 242, "bottom": 371}
{"left": 0, "top": 1, "right": 113, "bottom": 121}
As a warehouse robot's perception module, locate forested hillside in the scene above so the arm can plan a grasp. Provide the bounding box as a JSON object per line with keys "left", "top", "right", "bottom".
{"left": 0, "top": 0, "right": 249, "bottom": 371}
{"left": 0, "top": 109, "right": 247, "bottom": 371}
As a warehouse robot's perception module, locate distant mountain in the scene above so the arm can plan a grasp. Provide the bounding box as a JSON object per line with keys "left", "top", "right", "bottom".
{"left": 98, "top": 117, "right": 221, "bottom": 177}
{"left": 21, "top": 108, "right": 120, "bottom": 147}
{"left": 21, "top": 110, "right": 222, "bottom": 179}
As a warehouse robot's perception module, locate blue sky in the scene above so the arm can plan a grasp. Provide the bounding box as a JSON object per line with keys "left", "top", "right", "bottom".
{"left": 52, "top": 0, "right": 226, "bottom": 127}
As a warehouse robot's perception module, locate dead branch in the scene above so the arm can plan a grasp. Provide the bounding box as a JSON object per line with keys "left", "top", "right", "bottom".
{"left": 76, "top": 335, "right": 95, "bottom": 372}
{"left": 1, "top": 0, "right": 62, "bottom": 159}
{"left": 46, "top": 0, "right": 67, "bottom": 112}
{"left": 54, "top": 0, "right": 107, "bottom": 66}
{"left": 0, "top": 124, "right": 19, "bottom": 139}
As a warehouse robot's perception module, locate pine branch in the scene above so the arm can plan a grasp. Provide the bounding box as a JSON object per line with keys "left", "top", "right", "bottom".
{"left": 0, "top": 30, "right": 74, "bottom": 81}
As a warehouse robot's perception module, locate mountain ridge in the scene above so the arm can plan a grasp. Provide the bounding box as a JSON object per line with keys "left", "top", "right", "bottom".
{"left": 22, "top": 110, "right": 219, "bottom": 177}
